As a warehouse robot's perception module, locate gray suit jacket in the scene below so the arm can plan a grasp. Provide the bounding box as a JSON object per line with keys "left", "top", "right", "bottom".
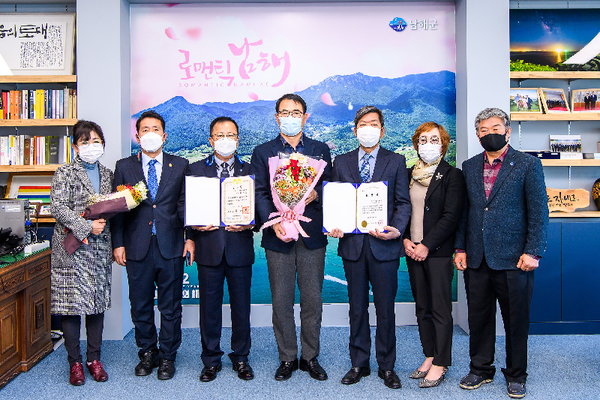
{"left": 50, "top": 157, "right": 113, "bottom": 315}
{"left": 455, "top": 146, "right": 549, "bottom": 270}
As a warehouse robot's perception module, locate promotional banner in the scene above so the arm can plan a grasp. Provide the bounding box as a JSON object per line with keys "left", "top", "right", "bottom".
{"left": 131, "top": 2, "right": 457, "bottom": 304}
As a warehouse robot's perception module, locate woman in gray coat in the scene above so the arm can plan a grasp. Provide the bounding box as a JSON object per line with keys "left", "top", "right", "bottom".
{"left": 50, "top": 120, "right": 113, "bottom": 386}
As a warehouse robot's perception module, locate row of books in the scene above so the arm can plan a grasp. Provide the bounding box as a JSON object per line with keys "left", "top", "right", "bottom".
{"left": 0, "top": 89, "right": 77, "bottom": 120}
{"left": 0, "top": 135, "right": 75, "bottom": 166}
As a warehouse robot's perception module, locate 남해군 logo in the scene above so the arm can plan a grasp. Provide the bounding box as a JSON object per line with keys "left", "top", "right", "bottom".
{"left": 389, "top": 17, "right": 407, "bottom": 32}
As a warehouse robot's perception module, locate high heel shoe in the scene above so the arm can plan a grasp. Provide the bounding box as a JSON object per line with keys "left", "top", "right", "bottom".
{"left": 419, "top": 367, "right": 448, "bottom": 388}
{"left": 409, "top": 368, "right": 429, "bottom": 379}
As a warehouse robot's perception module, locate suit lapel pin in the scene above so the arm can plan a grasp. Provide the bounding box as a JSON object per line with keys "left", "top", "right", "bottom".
{"left": 510, "top": 162, "right": 514, "bottom": 166}
{"left": 169, "top": 163, "right": 172, "bottom": 167}
{"left": 435, "top": 172, "right": 443, "bottom": 180}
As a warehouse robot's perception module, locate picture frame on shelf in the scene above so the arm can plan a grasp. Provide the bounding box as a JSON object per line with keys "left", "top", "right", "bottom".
{"left": 539, "top": 87, "right": 570, "bottom": 113}
{"left": 0, "top": 13, "right": 75, "bottom": 75}
{"left": 510, "top": 88, "right": 542, "bottom": 113}
{"left": 571, "top": 89, "right": 600, "bottom": 112}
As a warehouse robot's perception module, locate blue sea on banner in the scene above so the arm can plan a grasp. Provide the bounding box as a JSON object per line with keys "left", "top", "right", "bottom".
{"left": 178, "top": 233, "right": 458, "bottom": 305}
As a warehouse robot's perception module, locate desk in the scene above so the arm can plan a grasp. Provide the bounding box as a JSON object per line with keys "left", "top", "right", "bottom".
{"left": 0, "top": 249, "right": 52, "bottom": 388}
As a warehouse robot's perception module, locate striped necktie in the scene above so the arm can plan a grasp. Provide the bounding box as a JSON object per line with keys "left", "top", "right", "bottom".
{"left": 360, "top": 153, "right": 372, "bottom": 183}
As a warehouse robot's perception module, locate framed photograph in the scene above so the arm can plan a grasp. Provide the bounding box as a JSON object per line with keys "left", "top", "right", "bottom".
{"left": 0, "top": 13, "right": 75, "bottom": 75}
{"left": 571, "top": 89, "right": 600, "bottom": 112}
{"left": 539, "top": 88, "right": 570, "bottom": 113}
{"left": 510, "top": 88, "right": 542, "bottom": 113}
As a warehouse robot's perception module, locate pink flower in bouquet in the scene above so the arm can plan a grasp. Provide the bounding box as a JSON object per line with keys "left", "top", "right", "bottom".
{"left": 261, "top": 153, "right": 327, "bottom": 241}
{"left": 63, "top": 181, "right": 148, "bottom": 255}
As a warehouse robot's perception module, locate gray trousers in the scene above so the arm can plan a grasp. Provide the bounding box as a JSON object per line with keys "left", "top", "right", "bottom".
{"left": 266, "top": 238, "right": 326, "bottom": 362}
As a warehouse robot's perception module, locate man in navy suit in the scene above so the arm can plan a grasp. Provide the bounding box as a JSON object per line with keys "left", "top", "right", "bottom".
{"left": 188, "top": 117, "right": 255, "bottom": 382}
{"left": 327, "top": 106, "right": 411, "bottom": 389}
{"left": 250, "top": 94, "right": 332, "bottom": 382}
{"left": 454, "top": 108, "right": 548, "bottom": 399}
{"left": 112, "top": 110, "right": 195, "bottom": 380}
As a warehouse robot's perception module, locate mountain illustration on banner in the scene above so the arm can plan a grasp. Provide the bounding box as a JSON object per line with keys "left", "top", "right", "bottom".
{"left": 131, "top": 71, "right": 456, "bottom": 160}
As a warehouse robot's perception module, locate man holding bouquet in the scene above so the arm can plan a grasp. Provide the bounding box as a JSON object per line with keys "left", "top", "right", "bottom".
{"left": 251, "top": 94, "right": 332, "bottom": 381}
{"left": 112, "top": 110, "right": 195, "bottom": 380}
{"left": 327, "top": 106, "right": 411, "bottom": 389}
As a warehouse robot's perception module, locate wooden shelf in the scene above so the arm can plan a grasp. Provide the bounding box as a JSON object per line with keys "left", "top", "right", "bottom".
{"left": 0, "top": 164, "right": 62, "bottom": 172}
{"left": 550, "top": 211, "right": 600, "bottom": 218}
{"left": 0, "top": 119, "right": 77, "bottom": 127}
{"left": 511, "top": 112, "right": 600, "bottom": 121}
{"left": 31, "top": 217, "right": 55, "bottom": 223}
{"left": 511, "top": 71, "right": 600, "bottom": 80}
{"left": 541, "top": 159, "right": 600, "bottom": 167}
{"left": 0, "top": 75, "right": 77, "bottom": 84}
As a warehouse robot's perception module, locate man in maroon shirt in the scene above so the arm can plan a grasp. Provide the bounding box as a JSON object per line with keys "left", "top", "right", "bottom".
{"left": 454, "top": 108, "right": 548, "bottom": 399}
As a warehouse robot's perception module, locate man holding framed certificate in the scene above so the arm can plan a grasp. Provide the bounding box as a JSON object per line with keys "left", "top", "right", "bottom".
{"left": 187, "top": 117, "right": 255, "bottom": 383}
{"left": 326, "top": 106, "right": 411, "bottom": 389}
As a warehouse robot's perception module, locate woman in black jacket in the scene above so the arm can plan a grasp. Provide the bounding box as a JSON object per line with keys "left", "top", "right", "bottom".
{"left": 404, "top": 122, "right": 465, "bottom": 388}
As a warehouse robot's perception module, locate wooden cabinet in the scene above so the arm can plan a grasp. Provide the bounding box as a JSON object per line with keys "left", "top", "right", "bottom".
{"left": 0, "top": 249, "right": 52, "bottom": 388}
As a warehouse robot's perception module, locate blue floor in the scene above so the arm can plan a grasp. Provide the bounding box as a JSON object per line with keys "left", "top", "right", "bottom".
{"left": 3, "top": 326, "right": 600, "bottom": 399}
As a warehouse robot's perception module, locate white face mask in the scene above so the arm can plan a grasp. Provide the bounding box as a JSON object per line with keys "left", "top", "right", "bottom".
{"left": 279, "top": 116, "right": 303, "bottom": 136}
{"left": 213, "top": 137, "right": 237, "bottom": 157}
{"left": 418, "top": 143, "right": 442, "bottom": 164}
{"left": 356, "top": 126, "right": 381, "bottom": 148}
{"left": 78, "top": 143, "right": 104, "bottom": 164}
{"left": 139, "top": 132, "right": 164, "bottom": 153}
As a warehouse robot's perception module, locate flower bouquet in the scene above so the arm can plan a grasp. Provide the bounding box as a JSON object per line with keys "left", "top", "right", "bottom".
{"left": 261, "top": 153, "right": 327, "bottom": 241}
{"left": 63, "top": 181, "right": 148, "bottom": 255}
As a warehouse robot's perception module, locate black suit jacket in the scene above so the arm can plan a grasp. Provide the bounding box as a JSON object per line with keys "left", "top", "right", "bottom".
{"left": 250, "top": 135, "right": 332, "bottom": 252}
{"left": 404, "top": 159, "right": 466, "bottom": 258}
{"left": 111, "top": 152, "right": 189, "bottom": 261}
{"left": 332, "top": 147, "right": 411, "bottom": 262}
{"left": 188, "top": 155, "right": 255, "bottom": 267}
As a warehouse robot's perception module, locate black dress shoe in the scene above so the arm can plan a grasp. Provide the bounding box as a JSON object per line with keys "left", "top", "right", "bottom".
{"left": 299, "top": 357, "right": 328, "bottom": 381}
{"left": 134, "top": 350, "right": 159, "bottom": 376}
{"left": 233, "top": 361, "right": 254, "bottom": 381}
{"left": 341, "top": 367, "right": 371, "bottom": 385}
{"left": 200, "top": 364, "right": 222, "bottom": 382}
{"left": 274, "top": 359, "right": 298, "bottom": 381}
{"left": 378, "top": 369, "right": 402, "bottom": 389}
{"left": 157, "top": 358, "right": 176, "bottom": 380}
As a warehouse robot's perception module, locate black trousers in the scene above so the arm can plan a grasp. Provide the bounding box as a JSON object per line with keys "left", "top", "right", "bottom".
{"left": 61, "top": 313, "right": 104, "bottom": 366}
{"left": 407, "top": 256, "right": 454, "bottom": 367}
{"left": 464, "top": 259, "right": 534, "bottom": 383}
{"left": 126, "top": 236, "right": 184, "bottom": 361}
{"left": 198, "top": 258, "right": 252, "bottom": 367}
{"left": 343, "top": 236, "right": 399, "bottom": 371}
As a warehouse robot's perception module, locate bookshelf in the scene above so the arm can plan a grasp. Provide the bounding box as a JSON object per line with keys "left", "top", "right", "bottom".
{"left": 0, "top": 75, "right": 77, "bottom": 223}
{"left": 510, "top": 71, "right": 600, "bottom": 218}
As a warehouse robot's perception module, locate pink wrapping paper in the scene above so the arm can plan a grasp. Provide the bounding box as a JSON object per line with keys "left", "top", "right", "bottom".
{"left": 261, "top": 155, "right": 327, "bottom": 241}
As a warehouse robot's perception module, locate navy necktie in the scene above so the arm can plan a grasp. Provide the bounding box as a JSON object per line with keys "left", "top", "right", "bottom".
{"left": 148, "top": 159, "right": 158, "bottom": 234}
{"left": 221, "top": 163, "right": 230, "bottom": 178}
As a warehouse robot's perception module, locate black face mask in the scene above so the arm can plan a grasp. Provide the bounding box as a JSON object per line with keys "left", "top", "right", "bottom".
{"left": 479, "top": 133, "right": 508, "bottom": 152}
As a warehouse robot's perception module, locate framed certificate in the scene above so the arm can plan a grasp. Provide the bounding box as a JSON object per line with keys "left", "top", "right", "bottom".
{"left": 322, "top": 181, "right": 388, "bottom": 234}
{"left": 221, "top": 176, "right": 255, "bottom": 226}
{"left": 185, "top": 175, "right": 255, "bottom": 226}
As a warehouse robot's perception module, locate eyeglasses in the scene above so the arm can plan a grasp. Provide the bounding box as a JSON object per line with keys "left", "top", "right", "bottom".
{"left": 212, "top": 133, "right": 238, "bottom": 140}
{"left": 478, "top": 126, "right": 505, "bottom": 135}
{"left": 418, "top": 135, "right": 440, "bottom": 145}
{"left": 358, "top": 122, "right": 382, "bottom": 128}
{"left": 278, "top": 110, "right": 304, "bottom": 118}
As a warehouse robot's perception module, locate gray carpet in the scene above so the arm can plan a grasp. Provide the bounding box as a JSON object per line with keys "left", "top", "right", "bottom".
{"left": 2, "top": 326, "right": 599, "bottom": 399}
